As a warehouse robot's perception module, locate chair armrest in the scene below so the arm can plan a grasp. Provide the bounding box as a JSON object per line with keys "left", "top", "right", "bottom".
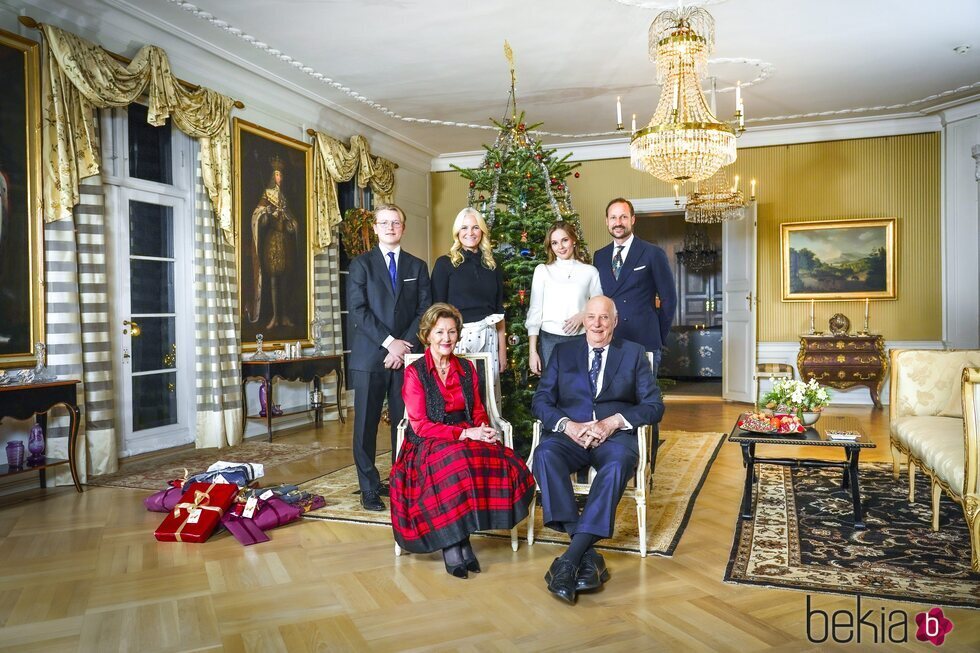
{"left": 497, "top": 417, "right": 514, "bottom": 450}
{"left": 395, "top": 418, "right": 408, "bottom": 456}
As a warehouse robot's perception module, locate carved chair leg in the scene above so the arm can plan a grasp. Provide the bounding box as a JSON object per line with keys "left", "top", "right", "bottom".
{"left": 511, "top": 526, "right": 518, "bottom": 552}
{"left": 889, "top": 443, "right": 902, "bottom": 480}
{"left": 965, "top": 496, "right": 980, "bottom": 573}
{"left": 931, "top": 480, "right": 942, "bottom": 532}
{"left": 908, "top": 462, "right": 917, "bottom": 503}
{"left": 636, "top": 498, "right": 647, "bottom": 558}
{"left": 527, "top": 493, "right": 537, "bottom": 546}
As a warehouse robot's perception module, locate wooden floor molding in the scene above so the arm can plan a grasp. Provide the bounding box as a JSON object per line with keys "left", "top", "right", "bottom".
{"left": 1, "top": 403, "right": 978, "bottom": 651}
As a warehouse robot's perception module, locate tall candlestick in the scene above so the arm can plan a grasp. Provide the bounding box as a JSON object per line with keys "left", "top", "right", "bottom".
{"left": 750, "top": 178, "right": 756, "bottom": 200}
{"left": 810, "top": 299, "right": 815, "bottom": 334}
{"left": 673, "top": 183, "right": 680, "bottom": 206}
{"left": 735, "top": 81, "right": 741, "bottom": 110}
{"left": 616, "top": 96, "right": 622, "bottom": 126}
{"left": 864, "top": 298, "right": 869, "bottom": 321}
{"left": 631, "top": 113, "right": 636, "bottom": 132}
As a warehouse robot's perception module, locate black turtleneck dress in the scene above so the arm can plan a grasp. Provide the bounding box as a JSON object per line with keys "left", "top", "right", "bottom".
{"left": 431, "top": 250, "right": 504, "bottom": 323}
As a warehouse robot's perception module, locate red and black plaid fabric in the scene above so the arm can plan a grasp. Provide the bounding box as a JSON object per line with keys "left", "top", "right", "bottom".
{"left": 390, "top": 438, "right": 534, "bottom": 554}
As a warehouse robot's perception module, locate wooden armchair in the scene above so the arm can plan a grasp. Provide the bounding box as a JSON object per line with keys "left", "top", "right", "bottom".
{"left": 525, "top": 352, "right": 660, "bottom": 557}
{"left": 394, "top": 352, "right": 519, "bottom": 555}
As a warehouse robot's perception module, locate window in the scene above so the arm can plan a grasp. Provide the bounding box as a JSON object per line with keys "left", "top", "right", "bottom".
{"left": 338, "top": 180, "right": 372, "bottom": 387}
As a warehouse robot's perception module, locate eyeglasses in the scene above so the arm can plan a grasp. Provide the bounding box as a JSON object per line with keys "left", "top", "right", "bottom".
{"left": 375, "top": 221, "right": 403, "bottom": 229}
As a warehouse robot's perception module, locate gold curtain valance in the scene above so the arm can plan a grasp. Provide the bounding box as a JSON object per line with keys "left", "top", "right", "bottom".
{"left": 40, "top": 24, "right": 236, "bottom": 240}
{"left": 311, "top": 131, "right": 397, "bottom": 250}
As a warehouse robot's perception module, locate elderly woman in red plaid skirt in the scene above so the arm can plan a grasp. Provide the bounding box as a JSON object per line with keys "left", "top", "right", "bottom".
{"left": 390, "top": 303, "right": 534, "bottom": 578}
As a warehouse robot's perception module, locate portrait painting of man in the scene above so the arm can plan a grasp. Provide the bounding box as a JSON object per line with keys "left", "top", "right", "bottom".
{"left": 234, "top": 119, "right": 312, "bottom": 347}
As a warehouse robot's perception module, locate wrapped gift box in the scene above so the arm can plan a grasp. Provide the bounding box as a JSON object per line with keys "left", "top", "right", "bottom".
{"left": 222, "top": 497, "right": 303, "bottom": 546}
{"left": 154, "top": 482, "right": 238, "bottom": 543}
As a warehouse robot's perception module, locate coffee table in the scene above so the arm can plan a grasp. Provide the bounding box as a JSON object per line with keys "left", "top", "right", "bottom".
{"left": 728, "top": 415, "right": 876, "bottom": 529}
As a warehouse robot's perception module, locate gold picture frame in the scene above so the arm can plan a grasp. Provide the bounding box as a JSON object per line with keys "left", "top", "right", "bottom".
{"left": 0, "top": 29, "right": 44, "bottom": 368}
{"left": 781, "top": 218, "right": 896, "bottom": 301}
{"left": 233, "top": 118, "right": 313, "bottom": 350}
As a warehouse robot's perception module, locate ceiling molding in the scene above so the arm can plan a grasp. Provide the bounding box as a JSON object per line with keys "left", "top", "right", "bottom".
{"left": 938, "top": 97, "right": 980, "bottom": 124}
{"left": 431, "top": 114, "right": 943, "bottom": 171}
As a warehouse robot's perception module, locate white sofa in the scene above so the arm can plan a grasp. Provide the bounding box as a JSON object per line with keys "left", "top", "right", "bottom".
{"left": 889, "top": 349, "right": 980, "bottom": 570}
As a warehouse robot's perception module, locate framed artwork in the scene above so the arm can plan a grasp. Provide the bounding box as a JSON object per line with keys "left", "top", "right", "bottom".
{"left": 234, "top": 119, "right": 313, "bottom": 349}
{"left": 0, "top": 29, "right": 44, "bottom": 368}
{"left": 781, "top": 218, "right": 896, "bottom": 301}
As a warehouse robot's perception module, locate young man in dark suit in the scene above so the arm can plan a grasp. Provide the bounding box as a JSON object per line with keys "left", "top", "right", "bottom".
{"left": 347, "top": 203, "right": 431, "bottom": 511}
{"left": 531, "top": 296, "right": 664, "bottom": 604}
{"left": 593, "top": 198, "right": 677, "bottom": 377}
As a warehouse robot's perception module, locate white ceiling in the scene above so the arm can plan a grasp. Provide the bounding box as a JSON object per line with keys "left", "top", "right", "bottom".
{"left": 124, "top": 0, "right": 979, "bottom": 155}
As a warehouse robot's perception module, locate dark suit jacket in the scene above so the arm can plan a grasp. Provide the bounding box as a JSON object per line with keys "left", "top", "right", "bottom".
{"left": 531, "top": 338, "right": 664, "bottom": 454}
{"left": 347, "top": 247, "right": 431, "bottom": 373}
{"left": 594, "top": 237, "right": 677, "bottom": 351}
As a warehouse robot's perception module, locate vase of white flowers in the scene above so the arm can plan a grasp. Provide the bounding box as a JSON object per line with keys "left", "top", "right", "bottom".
{"left": 761, "top": 378, "right": 831, "bottom": 424}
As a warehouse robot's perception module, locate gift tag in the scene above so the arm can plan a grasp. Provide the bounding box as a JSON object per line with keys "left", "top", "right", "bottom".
{"left": 260, "top": 489, "right": 274, "bottom": 500}
{"left": 242, "top": 496, "right": 259, "bottom": 519}
{"left": 213, "top": 473, "right": 228, "bottom": 484}
{"left": 186, "top": 508, "right": 203, "bottom": 524}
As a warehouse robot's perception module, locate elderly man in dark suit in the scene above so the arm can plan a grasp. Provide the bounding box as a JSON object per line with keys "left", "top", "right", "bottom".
{"left": 531, "top": 295, "right": 664, "bottom": 604}
{"left": 347, "top": 203, "right": 431, "bottom": 511}
{"left": 593, "top": 197, "right": 677, "bottom": 377}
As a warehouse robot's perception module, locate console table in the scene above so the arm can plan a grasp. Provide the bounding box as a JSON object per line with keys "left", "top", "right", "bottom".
{"left": 241, "top": 355, "right": 345, "bottom": 441}
{"left": 797, "top": 334, "right": 887, "bottom": 408}
{"left": 0, "top": 380, "right": 82, "bottom": 492}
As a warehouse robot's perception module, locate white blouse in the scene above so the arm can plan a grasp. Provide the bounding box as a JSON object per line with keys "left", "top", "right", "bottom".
{"left": 525, "top": 259, "right": 602, "bottom": 337}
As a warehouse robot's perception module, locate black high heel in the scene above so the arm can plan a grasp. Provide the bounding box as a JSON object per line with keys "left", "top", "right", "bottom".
{"left": 442, "top": 544, "right": 468, "bottom": 579}
{"left": 460, "top": 539, "right": 481, "bottom": 573}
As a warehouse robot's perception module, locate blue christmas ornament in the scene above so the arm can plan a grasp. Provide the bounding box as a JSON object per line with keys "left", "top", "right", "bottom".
{"left": 520, "top": 248, "right": 532, "bottom": 258}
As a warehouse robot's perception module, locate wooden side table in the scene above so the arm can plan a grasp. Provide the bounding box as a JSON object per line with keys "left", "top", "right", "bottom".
{"left": 797, "top": 334, "right": 887, "bottom": 408}
{"left": 241, "top": 354, "right": 345, "bottom": 441}
{"left": 0, "top": 380, "right": 82, "bottom": 492}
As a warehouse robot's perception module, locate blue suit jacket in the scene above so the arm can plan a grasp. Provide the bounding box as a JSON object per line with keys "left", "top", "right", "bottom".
{"left": 594, "top": 237, "right": 677, "bottom": 351}
{"left": 346, "top": 247, "right": 431, "bottom": 373}
{"left": 531, "top": 338, "right": 664, "bottom": 454}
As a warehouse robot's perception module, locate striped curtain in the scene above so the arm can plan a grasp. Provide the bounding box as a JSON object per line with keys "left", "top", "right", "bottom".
{"left": 314, "top": 245, "right": 345, "bottom": 416}
{"left": 43, "top": 175, "right": 117, "bottom": 481}
{"left": 193, "top": 159, "right": 243, "bottom": 448}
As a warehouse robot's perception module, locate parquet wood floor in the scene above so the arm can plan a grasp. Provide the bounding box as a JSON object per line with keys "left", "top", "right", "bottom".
{"left": 1, "top": 401, "right": 977, "bottom": 651}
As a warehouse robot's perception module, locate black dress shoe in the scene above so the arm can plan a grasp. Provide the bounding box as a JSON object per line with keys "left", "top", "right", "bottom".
{"left": 442, "top": 545, "right": 468, "bottom": 579}
{"left": 460, "top": 540, "right": 481, "bottom": 573}
{"left": 377, "top": 482, "right": 390, "bottom": 497}
{"left": 360, "top": 491, "right": 385, "bottom": 511}
{"left": 544, "top": 557, "right": 578, "bottom": 604}
{"left": 576, "top": 549, "right": 610, "bottom": 591}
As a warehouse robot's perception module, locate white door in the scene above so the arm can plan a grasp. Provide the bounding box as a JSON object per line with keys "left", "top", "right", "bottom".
{"left": 722, "top": 201, "right": 757, "bottom": 402}
{"left": 108, "top": 189, "right": 194, "bottom": 456}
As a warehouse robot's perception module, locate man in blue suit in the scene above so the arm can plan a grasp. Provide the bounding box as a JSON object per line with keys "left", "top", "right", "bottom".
{"left": 531, "top": 295, "right": 664, "bottom": 604}
{"left": 593, "top": 198, "right": 677, "bottom": 377}
{"left": 347, "top": 203, "right": 431, "bottom": 511}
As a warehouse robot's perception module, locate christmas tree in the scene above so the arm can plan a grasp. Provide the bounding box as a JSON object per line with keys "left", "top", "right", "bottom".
{"left": 453, "top": 78, "right": 585, "bottom": 453}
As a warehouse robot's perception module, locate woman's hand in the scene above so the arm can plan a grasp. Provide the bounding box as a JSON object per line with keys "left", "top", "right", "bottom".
{"left": 529, "top": 350, "right": 542, "bottom": 376}
{"left": 461, "top": 425, "right": 500, "bottom": 443}
{"left": 562, "top": 312, "right": 585, "bottom": 335}
{"left": 498, "top": 347, "right": 508, "bottom": 372}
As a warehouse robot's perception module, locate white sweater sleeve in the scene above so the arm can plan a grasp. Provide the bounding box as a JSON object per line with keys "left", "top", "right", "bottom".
{"left": 525, "top": 265, "right": 546, "bottom": 336}
{"left": 586, "top": 264, "right": 602, "bottom": 298}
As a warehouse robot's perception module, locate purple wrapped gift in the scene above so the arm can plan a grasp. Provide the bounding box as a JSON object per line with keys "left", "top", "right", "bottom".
{"left": 221, "top": 497, "right": 302, "bottom": 546}
{"left": 143, "top": 485, "right": 184, "bottom": 513}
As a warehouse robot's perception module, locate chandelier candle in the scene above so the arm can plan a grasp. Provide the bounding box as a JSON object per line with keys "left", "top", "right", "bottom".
{"left": 616, "top": 96, "right": 623, "bottom": 128}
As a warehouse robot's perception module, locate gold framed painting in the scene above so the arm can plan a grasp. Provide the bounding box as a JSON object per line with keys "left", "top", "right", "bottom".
{"left": 0, "top": 29, "right": 44, "bottom": 368}
{"left": 234, "top": 119, "right": 313, "bottom": 350}
{"left": 781, "top": 218, "right": 896, "bottom": 301}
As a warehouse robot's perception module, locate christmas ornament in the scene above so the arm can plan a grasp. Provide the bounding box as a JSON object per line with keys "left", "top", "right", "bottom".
{"left": 494, "top": 162, "right": 501, "bottom": 169}
{"left": 507, "top": 334, "right": 519, "bottom": 346}
{"left": 574, "top": 172, "right": 581, "bottom": 178}
{"left": 520, "top": 231, "right": 528, "bottom": 242}
{"left": 469, "top": 181, "right": 476, "bottom": 188}
{"left": 520, "top": 248, "right": 532, "bottom": 259}
{"left": 517, "top": 288, "right": 527, "bottom": 304}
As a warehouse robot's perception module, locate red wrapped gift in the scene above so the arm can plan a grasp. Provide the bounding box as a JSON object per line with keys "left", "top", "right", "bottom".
{"left": 221, "top": 497, "right": 303, "bottom": 546}
{"left": 154, "top": 482, "right": 238, "bottom": 543}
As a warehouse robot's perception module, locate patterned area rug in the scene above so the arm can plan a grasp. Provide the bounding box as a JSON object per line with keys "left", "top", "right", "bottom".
{"left": 725, "top": 463, "right": 980, "bottom": 609}
{"left": 300, "top": 430, "right": 724, "bottom": 556}
{"left": 88, "top": 441, "right": 323, "bottom": 490}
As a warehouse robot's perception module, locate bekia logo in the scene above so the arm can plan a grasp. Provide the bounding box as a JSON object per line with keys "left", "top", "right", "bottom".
{"left": 806, "top": 595, "right": 954, "bottom": 645}
{"left": 915, "top": 608, "right": 953, "bottom": 646}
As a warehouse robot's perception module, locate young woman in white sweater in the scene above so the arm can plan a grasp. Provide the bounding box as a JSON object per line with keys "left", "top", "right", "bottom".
{"left": 526, "top": 221, "right": 602, "bottom": 375}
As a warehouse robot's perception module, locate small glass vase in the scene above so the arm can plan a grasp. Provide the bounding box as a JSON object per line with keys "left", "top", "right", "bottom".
{"left": 27, "top": 423, "right": 46, "bottom": 466}
{"left": 6, "top": 441, "right": 25, "bottom": 469}
{"left": 799, "top": 411, "right": 821, "bottom": 426}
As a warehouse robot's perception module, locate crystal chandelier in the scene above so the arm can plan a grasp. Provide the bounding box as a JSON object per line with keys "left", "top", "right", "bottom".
{"left": 685, "top": 166, "right": 745, "bottom": 223}
{"left": 676, "top": 225, "right": 718, "bottom": 272}
{"left": 630, "top": 6, "right": 737, "bottom": 183}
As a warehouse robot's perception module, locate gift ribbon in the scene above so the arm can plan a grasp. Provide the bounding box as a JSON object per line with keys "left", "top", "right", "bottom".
{"left": 171, "top": 483, "right": 226, "bottom": 542}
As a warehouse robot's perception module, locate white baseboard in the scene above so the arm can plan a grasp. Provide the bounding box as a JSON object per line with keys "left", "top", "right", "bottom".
{"left": 757, "top": 340, "right": 946, "bottom": 406}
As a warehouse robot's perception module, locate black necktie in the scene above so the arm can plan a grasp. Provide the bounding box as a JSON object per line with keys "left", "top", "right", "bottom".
{"left": 612, "top": 245, "right": 624, "bottom": 280}
{"left": 589, "top": 347, "right": 603, "bottom": 397}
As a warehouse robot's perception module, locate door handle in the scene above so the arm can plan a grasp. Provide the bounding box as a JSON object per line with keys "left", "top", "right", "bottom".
{"left": 123, "top": 320, "right": 141, "bottom": 337}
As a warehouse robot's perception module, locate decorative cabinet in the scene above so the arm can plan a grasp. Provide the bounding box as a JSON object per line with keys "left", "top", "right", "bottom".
{"left": 661, "top": 325, "right": 723, "bottom": 378}
{"left": 797, "top": 334, "right": 887, "bottom": 408}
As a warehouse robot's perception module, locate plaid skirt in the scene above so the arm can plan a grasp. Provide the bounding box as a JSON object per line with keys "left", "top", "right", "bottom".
{"left": 389, "top": 437, "right": 534, "bottom": 554}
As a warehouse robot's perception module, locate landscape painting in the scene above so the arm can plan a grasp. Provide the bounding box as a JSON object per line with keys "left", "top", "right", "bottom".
{"left": 781, "top": 218, "right": 896, "bottom": 300}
